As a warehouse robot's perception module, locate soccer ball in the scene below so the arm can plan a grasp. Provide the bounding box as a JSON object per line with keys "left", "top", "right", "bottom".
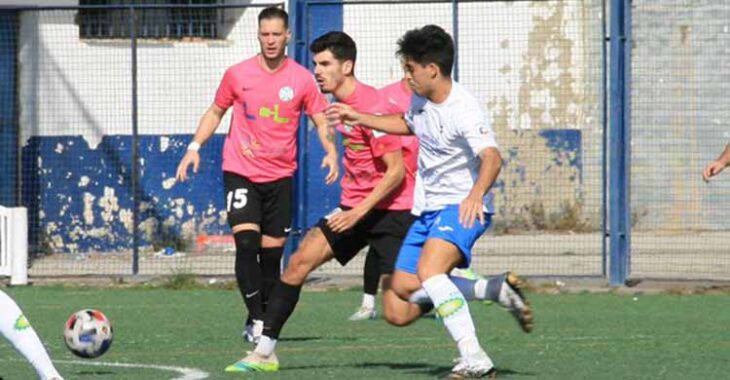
{"left": 63, "top": 309, "right": 114, "bottom": 358}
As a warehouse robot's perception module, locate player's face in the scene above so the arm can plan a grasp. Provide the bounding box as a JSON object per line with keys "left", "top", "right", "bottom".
{"left": 403, "top": 58, "right": 435, "bottom": 97}
{"left": 312, "top": 50, "right": 351, "bottom": 94}
{"left": 258, "top": 18, "right": 290, "bottom": 60}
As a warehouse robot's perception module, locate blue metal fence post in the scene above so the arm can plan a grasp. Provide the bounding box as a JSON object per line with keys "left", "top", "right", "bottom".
{"left": 609, "top": 0, "right": 632, "bottom": 286}
{"left": 452, "top": 0, "right": 459, "bottom": 81}
{"left": 0, "top": 11, "right": 19, "bottom": 207}
{"left": 285, "top": 0, "right": 342, "bottom": 267}
{"left": 130, "top": 5, "right": 140, "bottom": 275}
{"left": 286, "top": 0, "right": 307, "bottom": 267}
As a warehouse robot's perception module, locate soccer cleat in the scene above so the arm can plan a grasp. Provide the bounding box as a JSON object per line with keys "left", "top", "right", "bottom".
{"left": 445, "top": 350, "right": 496, "bottom": 379}
{"left": 497, "top": 272, "right": 534, "bottom": 333}
{"left": 224, "top": 351, "right": 279, "bottom": 373}
{"left": 348, "top": 306, "right": 377, "bottom": 321}
{"left": 242, "top": 319, "right": 263, "bottom": 343}
{"left": 452, "top": 267, "right": 484, "bottom": 281}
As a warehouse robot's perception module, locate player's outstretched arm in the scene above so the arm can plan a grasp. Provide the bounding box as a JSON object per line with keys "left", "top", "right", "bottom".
{"left": 176, "top": 104, "right": 227, "bottom": 182}
{"left": 703, "top": 143, "right": 730, "bottom": 182}
{"left": 311, "top": 113, "right": 339, "bottom": 185}
{"left": 326, "top": 103, "right": 412, "bottom": 135}
{"left": 327, "top": 151, "right": 406, "bottom": 233}
{"left": 459, "top": 147, "right": 502, "bottom": 228}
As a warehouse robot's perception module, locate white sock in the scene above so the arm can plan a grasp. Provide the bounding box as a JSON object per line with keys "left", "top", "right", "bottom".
{"left": 254, "top": 335, "right": 277, "bottom": 357}
{"left": 361, "top": 293, "right": 376, "bottom": 310}
{"left": 409, "top": 276, "right": 489, "bottom": 304}
{"left": 0, "top": 290, "right": 62, "bottom": 380}
{"left": 408, "top": 288, "right": 430, "bottom": 304}
{"left": 421, "top": 274, "right": 482, "bottom": 358}
{"left": 458, "top": 335, "right": 486, "bottom": 358}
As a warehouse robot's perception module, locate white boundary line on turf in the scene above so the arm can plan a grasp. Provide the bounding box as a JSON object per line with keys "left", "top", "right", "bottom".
{"left": 55, "top": 360, "right": 209, "bottom": 380}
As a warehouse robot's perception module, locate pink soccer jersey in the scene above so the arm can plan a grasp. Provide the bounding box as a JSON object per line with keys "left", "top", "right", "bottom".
{"left": 379, "top": 80, "right": 419, "bottom": 210}
{"left": 215, "top": 56, "right": 327, "bottom": 183}
{"left": 338, "top": 81, "right": 416, "bottom": 211}
{"left": 379, "top": 80, "right": 412, "bottom": 113}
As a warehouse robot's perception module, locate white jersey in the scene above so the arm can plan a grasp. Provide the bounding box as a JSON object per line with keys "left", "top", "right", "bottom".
{"left": 406, "top": 82, "right": 499, "bottom": 216}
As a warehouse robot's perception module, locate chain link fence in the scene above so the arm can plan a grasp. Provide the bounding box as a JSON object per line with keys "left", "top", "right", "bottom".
{"left": 1, "top": 0, "right": 728, "bottom": 281}
{"left": 630, "top": 0, "right": 730, "bottom": 280}
{"left": 1, "top": 3, "right": 278, "bottom": 276}
{"left": 313, "top": 0, "right": 607, "bottom": 278}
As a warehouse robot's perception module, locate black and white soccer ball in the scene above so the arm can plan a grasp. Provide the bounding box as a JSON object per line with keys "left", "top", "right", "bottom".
{"left": 63, "top": 309, "right": 113, "bottom": 358}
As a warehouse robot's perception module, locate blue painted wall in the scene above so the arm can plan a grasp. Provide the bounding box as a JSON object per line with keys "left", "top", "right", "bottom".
{"left": 22, "top": 135, "right": 227, "bottom": 253}
{"left": 538, "top": 129, "right": 582, "bottom": 183}
{"left": 19, "top": 128, "right": 582, "bottom": 253}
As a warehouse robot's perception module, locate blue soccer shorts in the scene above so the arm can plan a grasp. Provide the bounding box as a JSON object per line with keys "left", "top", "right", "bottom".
{"left": 395, "top": 204, "right": 492, "bottom": 274}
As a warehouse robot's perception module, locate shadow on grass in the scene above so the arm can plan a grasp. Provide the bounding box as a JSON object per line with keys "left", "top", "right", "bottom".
{"left": 75, "top": 370, "right": 116, "bottom": 376}
{"left": 358, "top": 363, "right": 534, "bottom": 378}
{"left": 278, "top": 336, "right": 358, "bottom": 342}
{"left": 278, "top": 336, "right": 322, "bottom": 342}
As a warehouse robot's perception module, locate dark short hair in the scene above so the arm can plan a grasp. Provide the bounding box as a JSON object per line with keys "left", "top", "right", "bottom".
{"left": 310, "top": 31, "right": 357, "bottom": 64}
{"left": 397, "top": 25, "right": 454, "bottom": 77}
{"left": 258, "top": 6, "right": 288, "bottom": 29}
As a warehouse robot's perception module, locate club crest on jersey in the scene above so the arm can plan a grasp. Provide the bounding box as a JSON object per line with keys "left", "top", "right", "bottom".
{"left": 477, "top": 122, "right": 490, "bottom": 135}
{"left": 279, "top": 86, "right": 294, "bottom": 102}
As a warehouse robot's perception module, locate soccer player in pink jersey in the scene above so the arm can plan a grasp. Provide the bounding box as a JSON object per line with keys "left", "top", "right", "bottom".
{"left": 175, "top": 7, "right": 338, "bottom": 343}
{"left": 348, "top": 78, "right": 418, "bottom": 321}
{"left": 224, "top": 31, "right": 419, "bottom": 373}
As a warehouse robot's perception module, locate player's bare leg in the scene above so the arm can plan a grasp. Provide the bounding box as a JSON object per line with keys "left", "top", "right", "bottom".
{"left": 382, "top": 271, "right": 428, "bottom": 326}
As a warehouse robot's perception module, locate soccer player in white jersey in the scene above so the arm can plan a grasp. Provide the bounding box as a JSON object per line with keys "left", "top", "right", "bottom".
{"left": 327, "top": 25, "right": 533, "bottom": 378}
{"left": 703, "top": 143, "right": 730, "bottom": 181}
{"left": 1, "top": 290, "right": 63, "bottom": 380}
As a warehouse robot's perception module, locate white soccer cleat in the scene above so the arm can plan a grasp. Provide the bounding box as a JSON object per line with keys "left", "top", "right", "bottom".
{"left": 448, "top": 350, "right": 496, "bottom": 379}
{"left": 242, "top": 319, "right": 263, "bottom": 343}
{"left": 348, "top": 306, "right": 377, "bottom": 321}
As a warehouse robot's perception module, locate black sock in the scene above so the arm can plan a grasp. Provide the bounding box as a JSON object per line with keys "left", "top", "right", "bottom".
{"left": 234, "top": 230, "right": 263, "bottom": 320}
{"left": 362, "top": 248, "right": 380, "bottom": 296}
{"left": 259, "top": 246, "right": 284, "bottom": 313}
{"left": 419, "top": 302, "right": 435, "bottom": 315}
{"left": 262, "top": 279, "right": 302, "bottom": 339}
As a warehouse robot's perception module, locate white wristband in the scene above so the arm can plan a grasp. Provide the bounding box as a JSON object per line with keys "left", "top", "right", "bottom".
{"left": 187, "top": 141, "right": 201, "bottom": 152}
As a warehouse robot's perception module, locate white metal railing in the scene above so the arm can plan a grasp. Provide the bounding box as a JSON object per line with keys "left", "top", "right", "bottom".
{"left": 0, "top": 207, "right": 28, "bottom": 285}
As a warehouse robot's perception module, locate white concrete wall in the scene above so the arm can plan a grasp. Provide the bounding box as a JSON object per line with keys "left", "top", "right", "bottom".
{"left": 18, "top": 1, "right": 272, "bottom": 149}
